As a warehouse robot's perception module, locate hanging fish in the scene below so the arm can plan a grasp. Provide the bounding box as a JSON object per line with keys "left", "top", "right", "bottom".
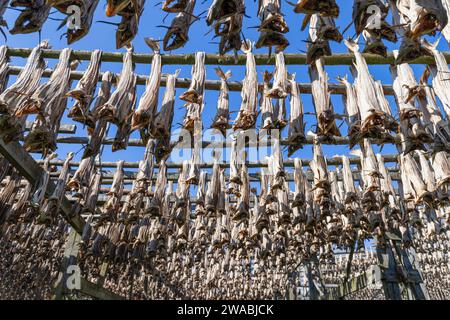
{"left": 287, "top": 73, "right": 306, "bottom": 156}
{"left": 67, "top": 50, "right": 102, "bottom": 128}
{"left": 233, "top": 40, "right": 258, "bottom": 130}
{"left": 163, "top": 0, "right": 197, "bottom": 51}
{"left": 10, "top": 0, "right": 51, "bottom": 34}
{"left": 131, "top": 38, "right": 161, "bottom": 138}
{"left": 211, "top": 67, "right": 232, "bottom": 136}
{"left": 309, "top": 58, "right": 340, "bottom": 138}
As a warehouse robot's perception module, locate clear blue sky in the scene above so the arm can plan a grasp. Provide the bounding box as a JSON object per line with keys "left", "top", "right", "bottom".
{"left": 2, "top": 1, "right": 448, "bottom": 199}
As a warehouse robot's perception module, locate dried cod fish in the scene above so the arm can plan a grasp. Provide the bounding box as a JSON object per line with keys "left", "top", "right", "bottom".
{"left": 206, "top": 158, "right": 221, "bottom": 214}
{"left": 23, "top": 50, "right": 77, "bottom": 154}
{"left": 211, "top": 67, "right": 232, "bottom": 135}
{"left": 181, "top": 52, "right": 205, "bottom": 132}
{"left": 38, "top": 152, "right": 74, "bottom": 224}
{"left": 422, "top": 40, "right": 450, "bottom": 120}
{"left": 390, "top": 50, "right": 431, "bottom": 154}
{"left": 67, "top": 155, "right": 95, "bottom": 194}
{"left": 131, "top": 38, "right": 161, "bottom": 137}
{"left": 0, "top": 45, "right": 9, "bottom": 93}
{"left": 292, "top": 158, "right": 305, "bottom": 208}
{"left": 83, "top": 72, "right": 115, "bottom": 159}
{"left": 101, "top": 160, "right": 124, "bottom": 222}
{"left": 0, "top": 41, "right": 48, "bottom": 143}
{"left": 234, "top": 162, "right": 249, "bottom": 221}
{"left": 256, "top": 0, "right": 289, "bottom": 52}
{"left": 345, "top": 39, "right": 397, "bottom": 142}
{"left": 337, "top": 75, "right": 360, "bottom": 148}
{"left": 305, "top": 14, "right": 341, "bottom": 64}
{"left": 98, "top": 46, "right": 136, "bottom": 125}
{"left": 287, "top": 73, "right": 305, "bottom": 156}
{"left": 114, "top": 0, "right": 145, "bottom": 49}
{"left": 163, "top": 0, "right": 197, "bottom": 51}
{"left": 309, "top": 139, "right": 331, "bottom": 216}
{"left": 187, "top": 123, "right": 202, "bottom": 185}
{"left": 56, "top": 0, "right": 99, "bottom": 44}
{"left": 153, "top": 69, "right": 180, "bottom": 161}
{"left": 309, "top": 58, "right": 340, "bottom": 138}
{"left": 10, "top": 0, "right": 51, "bottom": 34}
{"left": 260, "top": 71, "right": 275, "bottom": 130}
{"left": 234, "top": 41, "right": 258, "bottom": 130}
{"left": 400, "top": 153, "right": 433, "bottom": 205}
{"left": 290, "top": 0, "right": 339, "bottom": 17}
{"left": 98, "top": 47, "right": 136, "bottom": 152}
{"left": 67, "top": 50, "right": 102, "bottom": 128}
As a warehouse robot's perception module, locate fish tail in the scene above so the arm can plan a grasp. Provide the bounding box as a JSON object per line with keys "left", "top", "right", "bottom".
{"left": 144, "top": 37, "right": 160, "bottom": 53}
{"left": 344, "top": 38, "right": 359, "bottom": 53}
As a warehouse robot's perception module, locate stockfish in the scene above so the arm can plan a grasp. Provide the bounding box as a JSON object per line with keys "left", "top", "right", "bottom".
{"left": 422, "top": 40, "right": 450, "bottom": 120}
{"left": 187, "top": 122, "right": 202, "bottom": 184}
{"left": 260, "top": 71, "right": 275, "bottom": 130}
{"left": 131, "top": 38, "right": 161, "bottom": 137}
{"left": 228, "top": 136, "right": 242, "bottom": 195}
{"left": 0, "top": 41, "right": 47, "bottom": 142}
{"left": 345, "top": 39, "right": 397, "bottom": 142}
{"left": 83, "top": 72, "right": 115, "bottom": 159}
{"left": 353, "top": 0, "right": 396, "bottom": 56}
{"left": 234, "top": 162, "right": 249, "bottom": 221}
{"left": 99, "top": 46, "right": 136, "bottom": 151}
{"left": 181, "top": 52, "right": 205, "bottom": 132}
{"left": 153, "top": 69, "right": 180, "bottom": 161}
{"left": 256, "top": 0, "right": 289, "bottom": 52}
{"left": 149, "top": 161, "right": 167, "bottom": 217}
{"left": 400, "top": 153, "right": 433, "bottom": 205}
{"left": 337, "top": 75, "right": 360, "bottom": 148}
{"left": 310, "top": 139, "right": 331, "bottom": 216}
{"left": 0, "top": 46, "right": 9, "bottom": 93}
{"left": 432, "top": 151, "right": 450, "bottom": 188}
{"left": 389, "top": 0, "right": 433, "bottom": 64}
{"left": 38, "top": 152, "right": 74, "bottom": 224}
{"left": 309, "top": 58, "right": 340, "bottom": 138}
{"left": 287, "top": 73, "right": 306, "bottom": 156}
{"left": 291, "top": 0, "right": 339, "bottom": 17}
{"left": 114, "top": 0, "right": 145, "bottom": 49}
{"left": 67, "top": 156, "right": 95, "bottom": 194}
{"left": 162, "top": 0, "right": 188, "bottom": 12}
{"left": 100, "top": 160, "right": 124, "bottom": 223}
{"left": 391, "top": 50, "right": 431, "bottom": 154}
{"left": 211, "top": 67, "right": 232, "bottom": 135}
{"left": 416, "top": 82, "right": 450, "bottom": 154}
{"left": 98, "top": 46, "right": 136, "bottom": 126}
{"left": 305, "top": 14, "right": 335, "bottom": 64}
{"left": 67, "top": 49, "right": 102, "bottom": 128}
{"left": 195, "top": 171, "right": 207, "bottom": 215}
{"left": 206, "top": 157, "right": 221, "bottom": 213}
{"left": 163, "top": 0, "right": 196, "bottom": 51}
{"left": 30, "top": 153, "right": 57, "bottom": 212}
{"left": 292, "top": 158, "right": 305, "bottom": 208}
{"left": 23, "top": 50, "right": 77, "bottom": 155}
{"left": 10, "top": 0, "right": 50, "bottom": 34}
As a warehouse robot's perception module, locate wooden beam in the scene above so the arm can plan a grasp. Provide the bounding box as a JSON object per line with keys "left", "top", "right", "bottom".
{"left": 0, "top": 139, "right": 85, "bottom": 234}
{"left": 25, "top": 121, "right": 76, "bottom": 134}
{"left": 53, "top": 135, "right": 406, "bottom": 149}
{"left": 36, "top": 154, "right": 402, "bottom": 168}
{"left": 328, "top": 266, "right": 382, "bottom": 300}
{"left": 7, "top": 47, "right": 449, "bottom": 66}
{"left": 79, "top": 278, "right": 125, "bottom": 300}
{"left": 8, "top": 66, "right": 395, "bottom": 95}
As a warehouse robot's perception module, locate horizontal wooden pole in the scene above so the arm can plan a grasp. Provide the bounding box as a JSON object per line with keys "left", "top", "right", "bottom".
{"left": 53, "top": 135, "right": 404, "bottom": 149}
{"left": 7, "top": 47, "right": 449, "bottom": 66}
{"left": 79, "top": 278, "right": 125, "bottom": 300}
{"left": 7, "top": 66, "right": 395, "bottom": 95}
{"left": 37, "top": 154, "right": 401, "bottom": 169}
{"left": 25, "top": 121, "right": 76, "bottom": 134}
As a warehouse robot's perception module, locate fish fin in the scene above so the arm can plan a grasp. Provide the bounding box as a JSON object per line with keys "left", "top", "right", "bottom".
{"left": 301, "top": 14, "right": 312, "bottom": 31}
